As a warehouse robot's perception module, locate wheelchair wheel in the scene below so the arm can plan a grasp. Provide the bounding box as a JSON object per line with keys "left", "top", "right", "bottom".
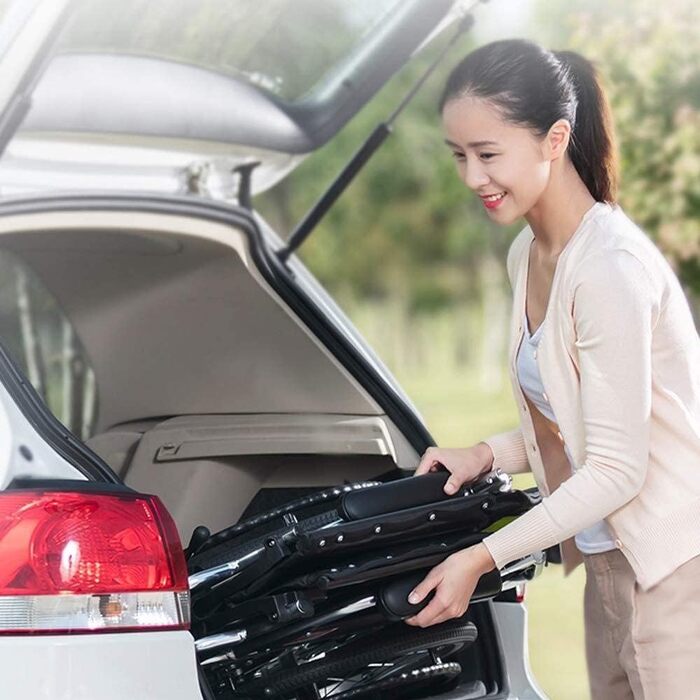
{"left": 324, "top": 661, "right": 461, "bottom": 699}
{"left": 235, "top": 617, "right": 477, "bottom": 698}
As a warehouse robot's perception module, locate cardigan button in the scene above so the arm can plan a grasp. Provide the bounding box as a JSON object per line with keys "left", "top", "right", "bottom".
{"left": 530, "top": 442, "right": 538, "bottom": 453}
{"left": 533, "top": 349, "right": 538, "bottom": 359}
{"left": 614, "top": 539, "right": 623, "bottom": 549}
{"left": 542, "top": 391, "right": 549, "bottom": 402}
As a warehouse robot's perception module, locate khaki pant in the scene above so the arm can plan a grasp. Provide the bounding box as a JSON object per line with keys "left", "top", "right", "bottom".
{"left": 583, "top": 548, "right": 700, "bottom": 699}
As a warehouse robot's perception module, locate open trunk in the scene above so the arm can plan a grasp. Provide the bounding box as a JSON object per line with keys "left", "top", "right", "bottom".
{"left": 0, "top": 194, "right": 425, "bottom": 510}
{"left": 0, "top": 194, "right": 522, "bottom": 698}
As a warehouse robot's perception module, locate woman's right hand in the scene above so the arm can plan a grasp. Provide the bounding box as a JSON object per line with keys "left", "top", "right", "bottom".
{"left": 415, "top": 443, "right": 495, "bottom": 495}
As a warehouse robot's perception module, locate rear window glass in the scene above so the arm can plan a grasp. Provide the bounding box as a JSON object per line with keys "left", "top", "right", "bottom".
{"left": 56, "top": 0, "right": 402, "bottom": 101}
{"left": 0, "top": 251, "right": 97, "bottom": 439}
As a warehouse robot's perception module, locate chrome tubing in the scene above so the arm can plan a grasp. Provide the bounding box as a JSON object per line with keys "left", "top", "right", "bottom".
{"left": 189, "top": 545, "right": 266, "bottom": 590}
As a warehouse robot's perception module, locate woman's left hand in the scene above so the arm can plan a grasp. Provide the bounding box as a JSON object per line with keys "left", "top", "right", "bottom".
{"left": 405, "top": 543, "right": 497, "bottom": 627}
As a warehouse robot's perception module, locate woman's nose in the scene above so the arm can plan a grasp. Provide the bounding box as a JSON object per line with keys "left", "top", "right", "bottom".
{"left": 462, "top": 160, "right": 490, "bottom": 190}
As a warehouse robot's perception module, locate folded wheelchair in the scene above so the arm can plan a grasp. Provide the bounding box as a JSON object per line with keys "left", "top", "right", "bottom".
{"left": 186, "top": 469, "right": 546, "bottom": 700}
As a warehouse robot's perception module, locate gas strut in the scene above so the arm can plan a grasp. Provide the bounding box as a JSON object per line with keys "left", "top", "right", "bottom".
{"left": 277, "top": 3, "right": 486, "bottom": 263}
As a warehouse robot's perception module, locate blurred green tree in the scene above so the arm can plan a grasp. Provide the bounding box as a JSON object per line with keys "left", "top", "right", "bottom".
{"left": 532, "top": 0, "right": 700, "bottom": 300}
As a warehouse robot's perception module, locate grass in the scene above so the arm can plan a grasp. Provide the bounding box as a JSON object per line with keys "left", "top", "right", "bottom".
{"left": 525, "top": 566, "right": 589, "bottom": 699}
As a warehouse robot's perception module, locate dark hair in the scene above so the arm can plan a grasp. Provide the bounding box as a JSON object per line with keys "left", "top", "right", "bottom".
{"left": 439, "top": 39, "right": 619, "bottom": 204}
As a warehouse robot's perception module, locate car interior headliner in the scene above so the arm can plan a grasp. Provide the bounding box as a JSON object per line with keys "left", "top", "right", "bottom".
{"left": 0, "top": 209, "right": 382, "bottom": 433}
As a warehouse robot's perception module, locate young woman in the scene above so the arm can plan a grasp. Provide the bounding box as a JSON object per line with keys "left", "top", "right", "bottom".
{"left": 405, "top": 39, "right": 700, "bottom": 699}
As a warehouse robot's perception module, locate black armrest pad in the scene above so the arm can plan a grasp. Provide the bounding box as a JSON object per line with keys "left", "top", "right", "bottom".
{"left": 340, "top": 472, "right": 452, "bottom": 520}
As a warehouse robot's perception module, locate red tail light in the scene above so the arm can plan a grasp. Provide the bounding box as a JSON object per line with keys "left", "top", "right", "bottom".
{"left": 0, "top": 490, "right": 190, "bottom": 634}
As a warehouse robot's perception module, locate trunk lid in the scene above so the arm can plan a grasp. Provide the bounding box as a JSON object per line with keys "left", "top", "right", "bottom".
{"left": 0, "top": 0, "right": 466, "bottom": 198}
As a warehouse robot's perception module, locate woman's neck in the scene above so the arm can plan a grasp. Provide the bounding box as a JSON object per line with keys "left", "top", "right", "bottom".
{"left": 525, "top": 159, "right": 597, "bottom": 258}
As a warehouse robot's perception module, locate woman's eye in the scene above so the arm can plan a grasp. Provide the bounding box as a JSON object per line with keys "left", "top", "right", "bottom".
{"left": 480, "top": 153, "right": 497, "bottom": 160}
{"left": 451, "top": 152, "right": 466, "bottom": 161}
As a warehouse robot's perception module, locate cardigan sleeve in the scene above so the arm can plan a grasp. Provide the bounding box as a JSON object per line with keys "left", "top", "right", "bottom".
{"left": 482, "top": 428, "right": 531, "bottom": 474}
{"left": 482, "top": 249, "right": 659, "bottom": 569}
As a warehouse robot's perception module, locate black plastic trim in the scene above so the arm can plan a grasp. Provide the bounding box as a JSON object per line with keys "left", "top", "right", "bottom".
{"left": 5, "top": 478, "right": 134, "bottom": 493}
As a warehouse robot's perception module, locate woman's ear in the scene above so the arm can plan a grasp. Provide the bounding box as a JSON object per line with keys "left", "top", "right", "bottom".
{"left": 545, "top": 118, "right": 572, "bottom": 160}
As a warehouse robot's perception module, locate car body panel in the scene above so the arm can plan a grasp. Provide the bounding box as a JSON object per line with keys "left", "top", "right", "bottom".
{"left": 492, "top": 601, "right": 550, "bottom": 700}
{"left": 0, "top": 366, "right": 87, "bottom": 488}
{"left": 0, "top": 631, "right": 202, "bottom": 700}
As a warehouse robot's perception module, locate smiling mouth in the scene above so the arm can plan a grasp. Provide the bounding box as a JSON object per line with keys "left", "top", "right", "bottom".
{"left": 480, "top": 191, "right": 508, "bottom": 210}
{"left": 480, "top": 191, "right": 507, "bottom": 202}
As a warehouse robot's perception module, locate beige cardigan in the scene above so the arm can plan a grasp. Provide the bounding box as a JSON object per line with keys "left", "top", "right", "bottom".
{"left": 482, "top": 201, "right": 700, "bottom": 591}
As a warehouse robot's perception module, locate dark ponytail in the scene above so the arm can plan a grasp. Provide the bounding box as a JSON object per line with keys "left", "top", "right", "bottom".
{"left": 439, "top": 39, "right": 619, "bottom": 204}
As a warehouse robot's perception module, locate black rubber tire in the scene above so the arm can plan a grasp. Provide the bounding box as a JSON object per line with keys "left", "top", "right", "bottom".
{"left": 239, "top": 618, "right": 477, "bottom": 697}
{"left": 328, "top": 661, "right": 461, "bottom": 699}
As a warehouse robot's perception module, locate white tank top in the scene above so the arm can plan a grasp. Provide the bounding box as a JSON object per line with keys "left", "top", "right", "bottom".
{"left": 516, "top": 313, "right": 616, "bottom": 555}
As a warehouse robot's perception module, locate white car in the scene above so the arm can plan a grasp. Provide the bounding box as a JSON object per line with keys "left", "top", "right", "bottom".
{"left": 0, "top": 1, "right": 548, "bottom": 698}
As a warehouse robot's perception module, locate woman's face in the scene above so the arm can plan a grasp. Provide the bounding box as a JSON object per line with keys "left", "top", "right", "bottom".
{"left": 441, "top": 95, "right": 552, "bottom": 224}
